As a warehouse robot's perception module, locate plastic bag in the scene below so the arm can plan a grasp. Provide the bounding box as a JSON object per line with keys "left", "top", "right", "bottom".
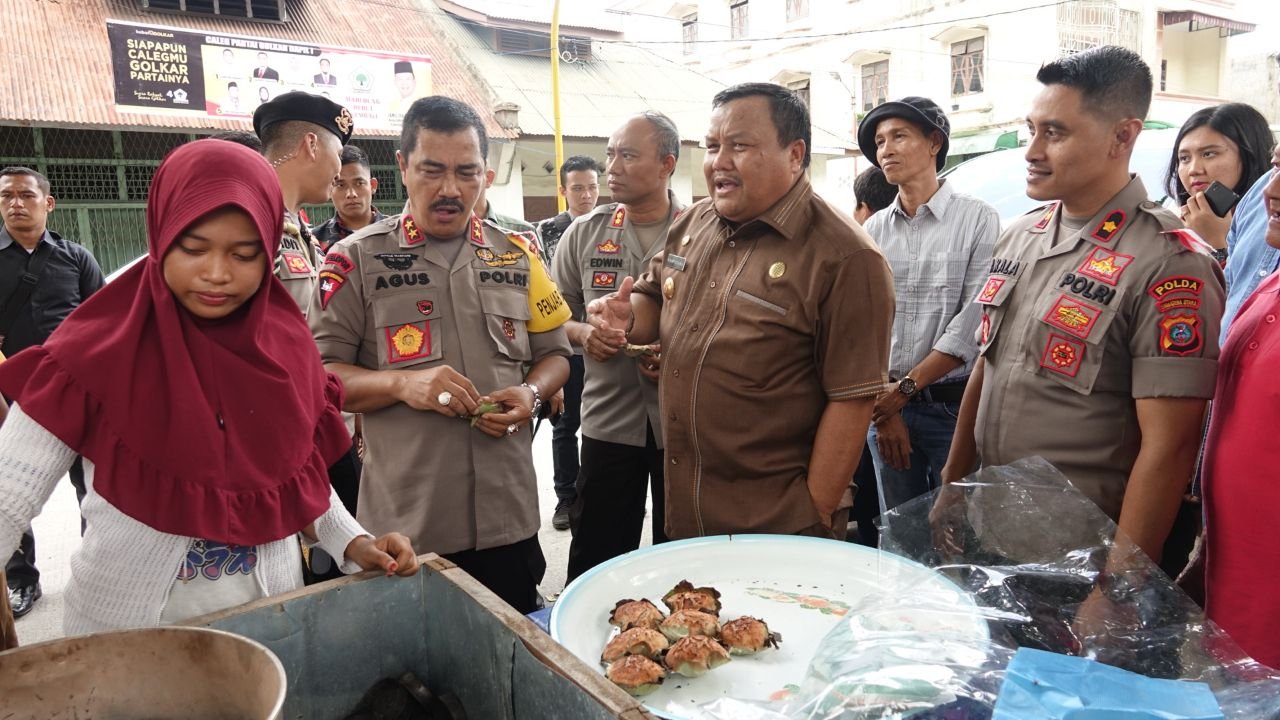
{"left": 702, "top": 457, "right": 1280, "bottom": 719}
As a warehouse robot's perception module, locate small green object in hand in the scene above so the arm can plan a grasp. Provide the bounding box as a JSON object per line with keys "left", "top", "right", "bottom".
{"left": 469, "top": 401, "right": 503, "bottom": 427}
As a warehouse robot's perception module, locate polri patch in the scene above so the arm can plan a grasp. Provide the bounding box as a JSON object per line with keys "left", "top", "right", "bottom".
{"left": 323, "top": 251, "right": 355, "bottom": 275}
{"left": 1159, "top": 313, "right": 1202, "bottom": 356}
{"left": 1076, "top": 247, "right": 1134, "bottom": 286}
{"left": 592, "top": 271, "right": 618, "bottom": 289}
{"left": 318, "top": 271, "right": 346, "bottom": 310}
{"left": 1090, "top": 209, "right": 1126, "bottom": 244}
{"left": 283, "top": 252, "right": 310, "bottom": 275}
{"left": 1039, "top": 333, "right": 1085, "bottom": 378}
{"left": 385, "top": 322, "right": 431, "bottom": 363}
{"left": 1042, "top": 294, "right": 1101, "bottom": 340}
{"left": 978, "top": 276, "right": 1006, "bottom": 304}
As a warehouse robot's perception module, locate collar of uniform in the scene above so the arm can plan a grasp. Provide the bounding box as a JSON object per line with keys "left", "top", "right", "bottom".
{"left": 0, "top": 226, "right": 54, "bottom": 252}
{"left": 705, "top": 175, "right": 813, "bottom": 241}
{"left": 1079, "top": 174, "right": 1149, "bottom": 249}
{"left": 889, "top": 178, "right": 955, "bottom": 223}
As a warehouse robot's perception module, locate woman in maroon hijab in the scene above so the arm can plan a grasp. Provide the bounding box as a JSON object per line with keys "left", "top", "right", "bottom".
{"left": 0, "top": 139, "right": 417, "bottom": 636}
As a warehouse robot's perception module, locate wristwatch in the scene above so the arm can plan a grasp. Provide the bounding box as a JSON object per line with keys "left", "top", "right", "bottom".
{"left": 896, "top": 376, "right": 918, "bottom": 397}
{"left": 521, "top": 382, "right": 542, "bottom": 418}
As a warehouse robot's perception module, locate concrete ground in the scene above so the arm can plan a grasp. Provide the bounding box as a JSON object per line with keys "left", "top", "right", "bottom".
{"left": 12, "top": 425, "right": 653, "bottom": 646}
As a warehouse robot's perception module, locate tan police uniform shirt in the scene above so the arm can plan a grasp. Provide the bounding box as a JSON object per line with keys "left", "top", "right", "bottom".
{"left": 308, "top": 214, "right": 572, "bottom": 554}
{"left": 275, "top": 211, "right": 318, "bottom": 317}
{"left": 552, "top": 193, "right": 685, "bottom": 447}
{"left": 974, "top": 176, "right": 1224, "bottom": 519}
{"left": 632, "top": 177, "right": 895, "bottom": 539}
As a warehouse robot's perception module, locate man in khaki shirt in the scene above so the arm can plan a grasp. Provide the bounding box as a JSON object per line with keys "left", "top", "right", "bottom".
{"left": 553, "top": 112, "right": 685, "bottom": 582}
{"left": 588, "top": 83, "right": 894, "bottom": 540}
{"left": 254, "top": 91, "right": 354, "bottom": 316}
{"left": 943, "top": 47, "right": 1223, "bottom": 574}
{"left": 309, "top": 96, "right": 570, "bottom": 613}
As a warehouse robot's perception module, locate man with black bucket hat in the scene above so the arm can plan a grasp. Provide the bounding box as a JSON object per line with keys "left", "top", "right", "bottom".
{"left": 856, "top": 97, "right": 998, "bottom": 517}
{"left": 253, "top": 91, "right": 354, "bottom": 317}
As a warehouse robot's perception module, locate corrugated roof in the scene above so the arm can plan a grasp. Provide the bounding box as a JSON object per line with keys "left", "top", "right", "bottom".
{"left": 425, "top": 2, "right": 720, "bottom": 142}
{"left": 0, "top": 0, "right": 514, "bottom": 139}
{"left": 438, "top": 0, "right": 623, "bottom": 35}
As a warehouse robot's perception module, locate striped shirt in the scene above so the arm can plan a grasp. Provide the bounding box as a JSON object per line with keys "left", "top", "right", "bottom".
{"left": 863, "top": 179, "right": 999, "bottom": 382}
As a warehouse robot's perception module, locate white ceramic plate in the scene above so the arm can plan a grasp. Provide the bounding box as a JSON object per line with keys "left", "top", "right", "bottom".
{"left": 549, "top": 535, "right": 987, "bottom": 720}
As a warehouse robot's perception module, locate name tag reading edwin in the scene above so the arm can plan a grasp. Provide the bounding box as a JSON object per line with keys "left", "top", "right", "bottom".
{"left": 664, "top": 254, "right": 688, "bottom": 272}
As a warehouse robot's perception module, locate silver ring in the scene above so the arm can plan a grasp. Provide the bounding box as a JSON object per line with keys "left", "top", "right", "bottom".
{"left": 437, "top": 391, "right": 453, "bottom": 406}
{"left": 506, "top": 424, "right": 518, "bottom": 435}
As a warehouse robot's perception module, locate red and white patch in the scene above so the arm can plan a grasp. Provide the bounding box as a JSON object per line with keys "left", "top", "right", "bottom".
{"left": 502, "top": 318, "right": 516, "bottom": 340}
{"left": 1076, "top": 247, "right": 1134, "bottom": 286}
{"left": 1148, "top": 275, "right": 1204, "bottom": 312}
{"left": 283, "top": 252, "right": 310, "bottom": 274}
{"left": 402, "top": 216, "right": 425, "bottom": 246}
{"left": 1039, "top": 333, "right": 1085, "bottom": 378}
{"left": 322, "top": 250, "right": 355, "bottom": 275}
{"left": 1042, "top": 294, "right": 1102, "bottom": 340}
{"left": 592, "top": 271, "right": 618, "bottom": 289}
{"left": 1033, "top": 203, "right": 1058, "bottom": 231}
{"left": 385, "top": 322, "right": 431, "bottom": 363}
{"left": 318, "top": 271, "right": 346, "bottom": 310}
{"left": 596, "top": 238, "right": 622, "bottom": 254}
{"left": 416, "top": 300, "right": 434, "bottom": 316}
{"left": 978, "top": 276, "right": 1006, "bottom": 304}
{"left": 469, "top": 215, "right": 485, "bottom": 246}
{"left": 610, "top": 207, "right": 626, "bottom": 228}
{"left": 1163, "top": 229, "right": 1214, "bottom": 256}
{"left": 979, "top": 310, "right": 992, "bottom": 345}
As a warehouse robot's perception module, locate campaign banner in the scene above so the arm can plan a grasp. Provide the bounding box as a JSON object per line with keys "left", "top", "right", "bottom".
{"left": 107, "top": 20, "right": 431, "bottom": 133}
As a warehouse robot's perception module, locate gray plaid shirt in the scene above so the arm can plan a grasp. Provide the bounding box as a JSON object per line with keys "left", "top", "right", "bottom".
{"left": 862, "top": 180, "right": 998, "bottom": 382}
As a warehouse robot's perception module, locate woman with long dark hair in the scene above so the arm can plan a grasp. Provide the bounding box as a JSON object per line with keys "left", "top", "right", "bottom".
{"left": 1166, "top": 102, "right": 1273, "bottom": 253}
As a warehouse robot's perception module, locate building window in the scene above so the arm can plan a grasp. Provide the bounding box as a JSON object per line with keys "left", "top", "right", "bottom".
{"left": 787, "top": 0, "right": 809, "bottom": 22}
{"left": 139, "top": 0, "right": 286, "bottom": 22}
{"left": 730, "top": 1, "right": 749, "bottom": 40}
{"left": 861, "top": 60, "right": 889, "bottom": 111}
{"left": 682, "top": 14, "right": 698, "bottom": 55}
{"left": 951, "top": 37, "right": 985, "bottom": 96}
{"left": 1160, "top": 59, "right": 1168, "bottom": 92}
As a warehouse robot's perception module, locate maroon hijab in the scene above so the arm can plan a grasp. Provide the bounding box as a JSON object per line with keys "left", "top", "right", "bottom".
{"left": 0, "top": 140, "right": 350, "bottom": 545}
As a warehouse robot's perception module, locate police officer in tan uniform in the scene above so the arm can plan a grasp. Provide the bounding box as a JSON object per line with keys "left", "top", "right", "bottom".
{"left": 309, "top": 96, "right": 570, "bottom": 613}
{"left": 943, "top": 48, "right": 1223, "bottom": 596}
{"left": 254, "top": 91, "right": 354, "bottom": 316}
{"left": 553, "top": 112, "right": 685, "bottom": 582}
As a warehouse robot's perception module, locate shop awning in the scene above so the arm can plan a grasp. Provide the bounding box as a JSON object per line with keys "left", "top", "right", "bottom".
{"left": 949, "top": 129, "right": 1020, "bottom": 156}
{"left": 1161, "top": 11, "right": 1255, "bottom": 37}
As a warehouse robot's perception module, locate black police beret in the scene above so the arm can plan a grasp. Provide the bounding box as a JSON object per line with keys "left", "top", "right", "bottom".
{"left": 253, "top": 91, "right": 353, "bottom": 145}
{"left": 857, "top": 96, "right": 951, "bottom": 172}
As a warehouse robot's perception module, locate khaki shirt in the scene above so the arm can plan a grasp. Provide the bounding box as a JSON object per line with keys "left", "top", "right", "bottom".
{"left": 633, "top": 178, "right": 894, "bottom": 539}
{"left": 552, "top": 193, "right": 685, "bottom": 447}
{"left": 275, "top": 211, "right": 318, "bottom": 317}
{"left": 308, "top": 214, "right": 572, "bottom": 554}
{"left": 975, "top": 176, "right": 1224, "bottom": 519}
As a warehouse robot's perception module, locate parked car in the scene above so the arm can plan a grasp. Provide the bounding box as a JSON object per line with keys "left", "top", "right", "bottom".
{"left": 940, "top": 128, "right": 1178, "bottom": 226}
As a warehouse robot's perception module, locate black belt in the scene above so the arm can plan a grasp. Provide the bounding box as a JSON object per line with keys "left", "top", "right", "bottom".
{"left": 913, "top": 379, "right": 968, "bottom": 404}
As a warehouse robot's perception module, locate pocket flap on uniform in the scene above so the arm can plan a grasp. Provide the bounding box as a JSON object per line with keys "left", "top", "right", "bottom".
{"left": 373, "top": 291, "right": 440, "bottom": 327}
{"left": 479, "top": 289, "right": 532, "bottom": 320}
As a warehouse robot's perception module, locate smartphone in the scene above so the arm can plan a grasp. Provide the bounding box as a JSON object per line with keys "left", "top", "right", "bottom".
{"left": 1203, "top": 181, "right": 1240, "bottom": 218}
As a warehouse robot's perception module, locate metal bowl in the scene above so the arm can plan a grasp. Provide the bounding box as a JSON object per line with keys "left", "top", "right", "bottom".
{"left": 0, "top": 625, "right": 286, "bottom": 719}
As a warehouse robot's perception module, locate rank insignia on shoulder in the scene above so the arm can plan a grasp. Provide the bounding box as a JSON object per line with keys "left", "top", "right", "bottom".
{"left": 1076, "top": 247, "right": 1134, "bottom": 286}
{"left": 597, "top": 238, "right": 621, "bottom": 254}
{"left": 283, "top": 252, "right": 310, "bottom": 274}
{"left": 402, "top": 216, "right": 425, "bottom": 246}
{"left": 469, "top": 215, "right": 485, "bottom": 246}
{"left": 1159, "top": 313, "right": 1202, "bottom": 356}
{"left": 610, "top": 207, "right": 626, "bottom": 228}
{"left": 1090, "top": 209, "right": 1126, "bottom": 244}
{"left": 1033, "top": 202, "right": 1058, "bottom": 231}
{"left": 1039, "top": 333, "right": 1085, "bottom": 378}
{"left": 318, "top": 271, "right": 346, "bottom": 310}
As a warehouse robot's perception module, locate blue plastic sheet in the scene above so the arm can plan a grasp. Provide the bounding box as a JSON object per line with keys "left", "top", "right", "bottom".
{"left": 994, "top": 648, "right": 1222, "bottom": 720}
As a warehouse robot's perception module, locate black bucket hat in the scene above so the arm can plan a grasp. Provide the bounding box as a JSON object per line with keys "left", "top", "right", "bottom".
{"left": 857, "top": 96, "right": 951, "bottom": 171}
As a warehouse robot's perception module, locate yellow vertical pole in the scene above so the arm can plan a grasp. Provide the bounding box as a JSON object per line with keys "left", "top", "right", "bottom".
{"left": 551, "top": 0, "right": 566, "bottom": 213}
